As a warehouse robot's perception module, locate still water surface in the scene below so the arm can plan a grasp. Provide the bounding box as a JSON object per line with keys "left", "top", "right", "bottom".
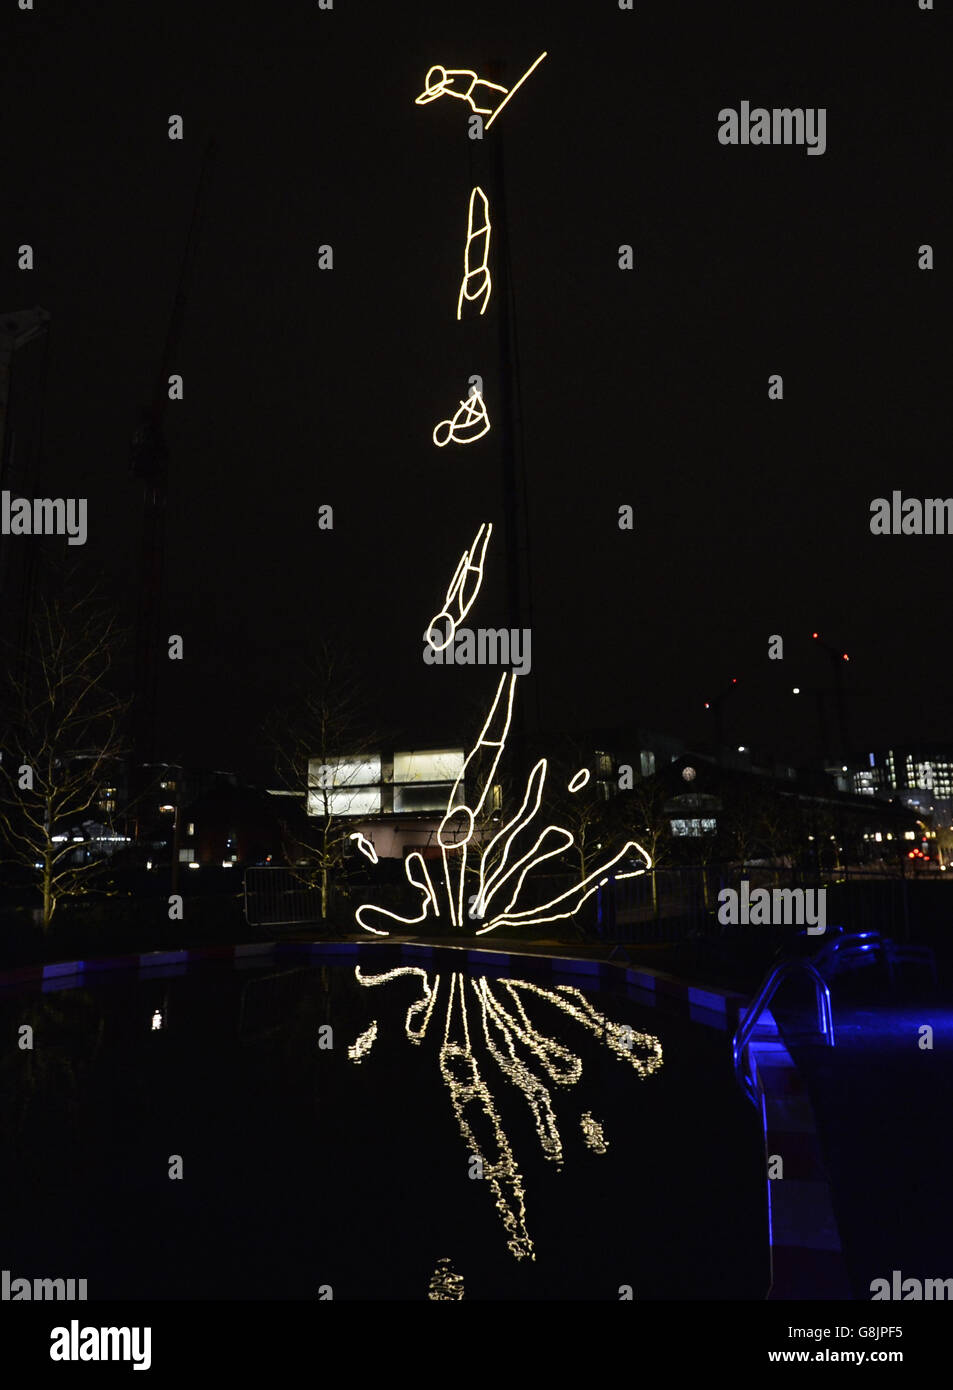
{"left": 0, "top": 958, "right": 767, "bottom": 1299}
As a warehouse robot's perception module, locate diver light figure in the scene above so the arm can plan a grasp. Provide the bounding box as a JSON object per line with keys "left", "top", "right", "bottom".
{"left": 414, "top": 53, "right": 547, "bottom": 129}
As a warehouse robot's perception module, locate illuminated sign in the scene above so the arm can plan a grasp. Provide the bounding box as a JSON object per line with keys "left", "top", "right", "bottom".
{"left": 433, "top": 388, "right": 490, "bottom": 447}
{"left": 457, "top": 187, "right": 492, "bottom": 318}
{"left": 414, "top": 52, "right": 547, "bottom": 129}
{"left": 425, "top": 521, "right": 492, "bottom": 651}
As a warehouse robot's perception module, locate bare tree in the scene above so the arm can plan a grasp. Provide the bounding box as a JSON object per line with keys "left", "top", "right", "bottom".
{"left": 0, "top": 587, "right": 129, "bottom": 930}
{"left": 265, "top": 639, "right": 380, "bottom": 921}
{"left": 613, "top": 772, "right": 674, "bottom": 916}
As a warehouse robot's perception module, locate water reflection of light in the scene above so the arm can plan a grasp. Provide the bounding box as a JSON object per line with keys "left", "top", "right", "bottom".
{"left": 428, "top": 1256, "right": 465, "bottom": 1300}
{"left": 347, "top": 1020, "right": 378, "bottom": 1064}
{"left": 580, "top": 1112, "right": 608, "bottom": 1154}
{"left": 353, "top": 966, "right": 662, "bottom": 1258}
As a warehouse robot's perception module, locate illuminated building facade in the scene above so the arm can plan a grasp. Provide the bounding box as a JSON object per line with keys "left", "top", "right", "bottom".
{"left": 303, "top": 746, "right": 489, "bottom": 863}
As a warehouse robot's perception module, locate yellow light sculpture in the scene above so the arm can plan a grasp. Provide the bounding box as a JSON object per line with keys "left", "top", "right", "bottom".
{"left": 425, "top": 521, "right": 492, "bottom": 653}
{"left": 355, "top": 664, "right": 652, "bottom": 936}
{"left": 349, "top": 832, "right": 378, "bottom": 864}
{"left": 414, "top": 52, "right": 547, "bottom": 129}
{"left": 356, "top": 456, "right": 651, "bottom": 938}
{"left": 432, "top": 388, "right": 490, "bottom": 447}
{"left": 457, "top": 187, "right": 492, "bottom": 319}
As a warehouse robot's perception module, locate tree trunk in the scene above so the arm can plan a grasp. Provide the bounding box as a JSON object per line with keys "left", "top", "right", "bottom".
{"left": 42, "top": 843, "right": 53, "bottom": 931}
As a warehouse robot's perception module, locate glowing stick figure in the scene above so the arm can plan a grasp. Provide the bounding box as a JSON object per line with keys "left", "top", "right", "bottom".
{"left": 414, "top": 52, "right": 547, "bottom": 129}
{"left": 425, "top": 521, "right": 492, "bottom": 652}
{"left": 457, "top": 187, "right": 492, "bottom": 319}
{"left": 433, "top": 388, "right": 490, "bottom": 447}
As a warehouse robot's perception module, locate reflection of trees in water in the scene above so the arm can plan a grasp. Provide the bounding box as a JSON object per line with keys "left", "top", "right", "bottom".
{"left": 0, "top": 990, "right": 105, "bottom": 1157}
{"left": 351, "top": 966, "right": 663, "bottom": 1259}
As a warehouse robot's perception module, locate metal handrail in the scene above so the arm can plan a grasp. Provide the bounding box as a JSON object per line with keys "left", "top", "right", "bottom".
{"left": 733, "top": 958, "right": 834, "bottom": 1101}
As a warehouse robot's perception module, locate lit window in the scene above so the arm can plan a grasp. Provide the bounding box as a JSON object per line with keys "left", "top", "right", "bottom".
{"left": 308, "top": 755, "right": 382, "bottom": 790}
{"left": 187, "top": 822, "right": 195, "bottom": 837}
{"left": 393, "top": 750, "right": 465, "bottom": 784}
{"left": 640, "top": 751, "right": 656, "bottom": 777}
{"left": 308, "top": 787, "right": 382, "bottom": 817}
{"left": 394, "top": 785, "right": 455, "bottom": 814}
{"left": 670, "top": 817, "right": 716, "bottom": 837}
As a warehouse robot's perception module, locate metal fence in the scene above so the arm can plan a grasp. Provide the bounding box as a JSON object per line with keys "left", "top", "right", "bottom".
{"left": 593, "top": 863, "right": 944, "bottom": 944}
{"left": 243, "top": 867, "right": 323, "bottom": 928}
{"left": 244, "top": 861, "right": 945, "bottom": 942}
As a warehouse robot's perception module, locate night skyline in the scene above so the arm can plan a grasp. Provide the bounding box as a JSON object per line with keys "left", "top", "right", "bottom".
{"left": 2, "top": 0, "right": 947, "bottom": 786}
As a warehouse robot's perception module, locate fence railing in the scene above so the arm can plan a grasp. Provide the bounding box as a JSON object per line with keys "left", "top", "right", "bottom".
{"left": 243, "top": 868, "right": 323, "bottom": 928}
{"left": 244, "top": 861, "right": 945, "bottom": 941}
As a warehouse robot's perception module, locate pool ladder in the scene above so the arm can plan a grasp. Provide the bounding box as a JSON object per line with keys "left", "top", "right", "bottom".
{"left": 733, "top": 958, "right": 834, "bottom": 1106}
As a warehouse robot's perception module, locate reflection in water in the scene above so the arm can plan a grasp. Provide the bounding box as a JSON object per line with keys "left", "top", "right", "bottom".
{"left": 0, "top": 992, "right": 106, "bottom": 1152}
{"left": 347, "top": 1021, "right": 378, "bottom": 1065}
{"left": 428, "top": 1256, "right": 465, "bottom": 1300}
{"left": 580, "top": 1112, "right": 608, "bottom": 1154}
{"left": 349, "top": 966, "right": 662, "bottom": 1259}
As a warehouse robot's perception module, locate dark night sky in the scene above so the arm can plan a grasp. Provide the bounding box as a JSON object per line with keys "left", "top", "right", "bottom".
{"left": 2, "top": 0, "right": 949, "bottom": 785}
